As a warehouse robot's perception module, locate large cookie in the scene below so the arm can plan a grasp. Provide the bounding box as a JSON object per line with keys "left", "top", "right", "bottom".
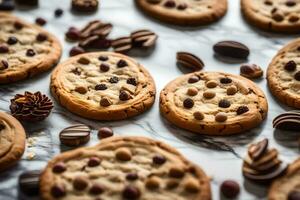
{"left": 0, "top": 13, "right": 62, "bottom": 84}
{"left": 50, "top": 52, "right": 156, "bottom": 120}
{"left": 241, "top": 0, "right": 300, "bottom": 33}
{"left": 0, "top": 111, "right": 26, "bottom": 172}
{"left": 268, "top": 158, "right": 300, "bottom": 200}
{"left": 267, "top": 38, "right": 300, "bottom": 108}
{"left": 135, "top": 0, "right": 227, "bottom": 26}
{"left": 40, "top": 136, "right": 211, "bottom": 200}
{"left": 160, "top": 72, "right": 268, "bottom": 135}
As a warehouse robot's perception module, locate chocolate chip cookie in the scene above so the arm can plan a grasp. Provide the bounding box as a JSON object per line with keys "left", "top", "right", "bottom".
{"left": 241, "top": 0, "right": 300, "bottom": 33}
{"left": 160, "top": 72, "right": 268, "bottom": 135}
{"left": 0, "top": 13, "right": 62, "bottom": 84}
{"left": 135, "top": 0, "right": 228, "bottom": 26}
{"left": 0, "top": 111, "right": 26, "bottom": 172}
{"left": 267, "top": 38, "right": 300, "bottom": 108}
{"left": 268, "top": 158, "right": 300, "bottom": 200}
{"left": 40, "top": 136, "right": 211, "bottom": 200}
{"left": 50, "top": 52, "right": 156, "bottom": 120}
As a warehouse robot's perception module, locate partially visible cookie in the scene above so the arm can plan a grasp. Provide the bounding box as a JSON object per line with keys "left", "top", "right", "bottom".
{"left": 72, "top": 0, "right": 98, "bottom": 12}
{"left": 50, "top": 52, "right": 156, "bottom": 120}
{"left": 135, "top": 0, "right": 228, "bottom": 26}
{"left": 268, "top": 158, "right": 300, "bottom": 200}
{"left": 241, "top": 0, "right": 300, "bottom": 33}
{"left": 267, "top": 38, "right": 300, "bottom": 108}
{"left": 160, "top": 72, "right": 268, "bottom": 135}
{"left": 0, "top": 13, "right": 62, "bottom": 84}
{"left": 40, "top": 136, "right": 211, "bottom": 200}
{"left": 0, "top": 111, "right": 26, "bottom": 172}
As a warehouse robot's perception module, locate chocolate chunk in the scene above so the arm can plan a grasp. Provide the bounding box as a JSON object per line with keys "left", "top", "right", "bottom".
{"left": 169, "top": 167, "right": 185, "bottom": 178}
{"left": 71, "top": 68, "right": 81, "bottom": 75}
{"left": 206, "top": 80, "right": 218, "bottom": 88}
{"left": 95, "top": 84, "right": 107, "bottom": 90}
{"left": 236, "top": 106, "right": 249, "bottom": 115}
{"left": 153, "top": 155, "right": 166, "bottom": 165}
{"left": 203, "top": 91, "right": 215, "bottom": 99}
{"left": 52, "top": 162, "right": 66, "bottom": 173}
{"left": 35, "top": 17, "right": 47, "bottom": 26}
{"left": 72, "top": 0, "right": 99, "bottom": 12}
{"left": 99, "top": 55, "right": 108, "bottom": 61}
{"left": 288, "top": 191, "right": 300, "bottom": 200}
{"left": 248, "top": 139, "right": 269, "bottom": 160}
{"left": 126, "top": 173, "right": 138, "bottom": 181}
{"left": 51, "top": 184, "right": 66, "bottom": 198}
{"left": 14, "top": 21, "right": 23, "bottom": 30}
{"left": 286, "top": 0, "right": 296, "bottom": 7}
{"left": 177, "top": 52, "right": 205, "bottom": 71}
{"left": 273, "top": 111, "right": 300, "bottom": 131}
{"left": 0, "top": 60, "right": 9, "bottom": 70}
{"left": 116, "top": 148, "right": 132, "bottom": 161}
{"left": 131, "top": 29, "right": 158, "bottom": 48}
{"left": 285, "top": 60, "right": 297, "bottom": 71}
{"left": 73, "top": 176, "right": 89, "bottom": 191}
{"left": 54, "top": 8, "right": 64, "bottom": 17}
{"left": 7, "top": 36, "right": 18, "bottom": 45}
{"left": 100, "top": 63, "right": 110, "bottom": 72}
{"left": 88, "top": 157, "right": 101, "bottom": 167}
{"left": 36, "top": 33, "right": 48, "bottom": 42}
{"left": 215, "top": 112, "right": 227, "bottom": 122}
{"left": 219, "top": 99, "right": 231, "bottom": 108}
{"left": 166, "top": 180, "right": 179, "bottom": 189}
{"left": 80, "top": 20, "right": 112, "bottom": 39}
{"left": 227, "top": 85, "right": 238, "bottom": 95}
{"left": 0, "top": 123, "right": 5, "bottom": 130}
{"left": 220, "top": 77, "right": 232, "bottom": 84}
{"left": 19, "top": 170, "right": 41, "bottom": 196}
{"left": 100, "top": 97, "right": 112, "bottom": 107}
{"left": 0, "top": 0, "right": 15, "bottom": 11}
{"left": 164, "top": 0, "right": 176, "bottom": 8}
{"left": 123, "top": 186, "right": 140, "bottom": 199}
{"left": 193, "top": 111, "right": 204, "bottom": 120}
{"left": 183, "top": 98, "right": 194, "bottom": 108}
{"left": 59, "top": 124, "right": 91, "bottom": 147}
{"left": 117, "top": 59, "right": 128, "bottom": 68}
{"left": 75, "top": 86, "right": 87, "bottom": 94}
{"left": 294, "top": 71, "right": 300, "bottom": 81}
{"left": 188, "top": 76, "right": 200, "bottom": 83}
{"left": 177, "top": 3, "right": 187, "bottom": 10}
{"left": 109, "top": 76, "right": 119, "bottom": 83}
{"left": 26, "top": 49, "right": 36, "bottom": 57}
{"left": 79, "top": 36, "right": 111, "bottom": 50}
{"left": 127, "top": 78, "right": 137, "bottom": 86}
{"left": 145, "top": 177, "right": 160, "bottom": 189}
{"left": 66, "top": 27, "right": 81, "bottom": 41}
{"left": 89, "top": 183, "right": 104, "bottom": 195}
{"left": 15, "top": 0, "right": 38, "bottom": 6}
{"left": 69, "top": 46, "right": 85, "bottom": 57}
{"left": 78, "top": 57, "right": 90, "bottom": 64}
{"left": 220, "top": 180, "right": 240, "bottom": 199}
{"left": 98, "top": 127, "right": 113, "bottom": 139}
{"left": 213, "top": 41, "right": 250, "bottom": 60}
{"left": 0, "top": 45, "right": 9, "bottom": 53}
{"left": 112, "top": 37, "right": 132, "bottom": 54}
{"left": 240, "top": 64, "right": 263, "bottom": 79}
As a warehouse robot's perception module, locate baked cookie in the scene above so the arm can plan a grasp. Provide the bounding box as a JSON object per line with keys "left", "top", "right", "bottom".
{"left": 0, "top": 111, "right": 26, "bottom": 172}
{"left": 40, "top": 136, "right": 211, "bottom": 200}
{"left": 241, "top": 0, "right": 300, "bottom": 33}
{"left": 50, "top": 52, "right": 156, "bottom": 120}
{"left": 160, "top": 71, "right": 268, "bottom": 135}
{"left": 0, "top": 13, "right": 62, "bottom": 84}
{"left": 267, "top": 38, "right": 300, "bottom": 108}
{"left": 268, "top": 158, "right": 300, "bottom": 200}
{"left": 135, "top": 0, "right": 228, "bottom": 26}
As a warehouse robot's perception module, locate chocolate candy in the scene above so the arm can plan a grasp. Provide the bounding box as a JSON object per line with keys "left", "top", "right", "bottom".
{"left": 126, "top": 173, "right": 139, "bottom": 181}
{"left": 7, "top": 36, "right": 18, "bottom": 45}
{"left": 19, "top": 170, "right": 41, "bottom": 196}
{"left": 116, "top": 148, "right": 132, "bottom": 161}
{"left": 72, "top": 0, "right": 99, "bottom": 12}
{"left": 295, "top": 71, "right": 300, "bottom": 81}
{"left": 112, "top": 37, "right": 132, "bottom": 54}
{"left": 51, "top": 184, "right": 66, "bottom": 198}
{"left": 0, "top": 45, "right": 9, "bottom": 53}
{"left": 73, "top": 176, "right": 89, "bottom": 190}
{"left": 54, "top": 8, "right": 64, "bottom": 17}
{"left": 119, "top": 90, "right": 130, "bottom": 101}
{"left": 77, "top": 56, "right": 90, "bottom": 64}
{"left": 153, "top": 155, "right": 166, "bottom": 165}
{"left": 95, "top": 84, "right": 107, "bottom": 90}
{"left": 131, "top": 29, "right": 158, "bottom": 48}
{"left": 220, "top": 180, "right": 240, "bottom": 198}
{"left": 109, "top": 76, "right": 119, "bottom": 83}
{"left": 14, "top": 21, "right": 23, "bottom": 30}
{"left": 220, "top": 77, "right": 232, "bottom": 84}
{"left": 215, "top": 112, "right": 227, "bottom": 122}
{"left": 236, "top": 106, "right": 249, "bottom": 115}
{"left": 99, "top": 55, "right": 108, "bottom": 61}
{"left": 98, "top": 127, "right": 114, "bottom": 139}
{"left": 193, "top": 111, "right": 204, "bottom": 120}
{"left": 127, "top": 78, "right": 137, "bottom": 86}
{"left": 89, "top": 183, "right": 104, "bottom": 195}
{"left": 213, "top": 41, "right": 250, "bottom": 60}
{"left": 0, "top": 60, "right": 9, "bottom": 70}
{"left": 240, "top": 64, "right": 263, "bottom": 79}
{"left": 183, "top": 98, "right": 194, "bottom": 108}
{"left": 75, "top": 86, "right": 87, "bottom": 94}
{"left": 219, "top": 99, "right": 231, "bottom": 108}
{"left": 117, "top": 59, "right": 128, "bottom": 68}
{"left": 122, "top": 186, "right": 140, "bottom": 199}
{"left": 59, "top": 124, "right": 91, "bottom": 147}
{"left": 52, "top": 162, "right": 66, "bottom": 173}
{"left": 100, "top": 63, "right": 110, "bottom": 72}
{"left": 100, "top": 97, "right": 112, "bottom": 107}
{"left": 36, "top": 33, "right": 48, "bottom": 42}
{"left": 88, "top": 157, "right": 101, "bottom": 167}
{"left": 284, "top": 60, "right": 297, "bottom": 71}
{"left": 69, "top": 46, "right": 85, "bottom": 57}
{"left": 176, "top": 52, "right": 205, "bottom": 72}
{"left": 248, "top": 138, "right": 268, "bottom": 160}
{"left": 26, "top": 49, "right": 36, "bottom": 57}
{"left": 35, "top": 17, "right": 47, "bottom": 26}
{"left": 0, "top": 0, "right": 15, "bottom": 11}
{"left": 273, "top": 111, "right": 300, "bottom": 131}
{"left": 66, "top": 27, "right": 81, "bottom": 41}
{"left": 164, "top": 0, "right": 176, "bottom": 8}
{"left": 188, "top": 76, "right": 200, "bottom": 83}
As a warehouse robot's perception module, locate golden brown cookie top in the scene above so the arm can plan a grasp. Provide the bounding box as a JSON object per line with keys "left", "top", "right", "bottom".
{"left": 40, "top": 137, "right": 211, "bottom": 200}
{"left": 0, "top": 116, "right": 14, "bottom": 159}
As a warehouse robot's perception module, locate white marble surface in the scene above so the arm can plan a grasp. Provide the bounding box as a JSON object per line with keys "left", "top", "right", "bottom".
{"left": 0, "top": 0, "right": 299, "bottom": 199}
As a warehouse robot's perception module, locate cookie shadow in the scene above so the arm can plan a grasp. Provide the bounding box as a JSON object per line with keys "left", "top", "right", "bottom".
{"left": 243, "top": 179, "right": 268, "bottom": 198}
{"left": 213, "top": 54, "right": 248, "bottom": 64}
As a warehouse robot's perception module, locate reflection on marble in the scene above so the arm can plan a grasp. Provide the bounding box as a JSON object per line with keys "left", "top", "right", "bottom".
{"left": 0, "top": 0, "right": 299, "bottom": 199}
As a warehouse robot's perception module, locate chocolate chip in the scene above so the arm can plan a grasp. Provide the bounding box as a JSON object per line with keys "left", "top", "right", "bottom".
{"left": 14, "top": 21, "right": 23, "bottom": 30}
{"left": 126, "top": 173, "right": 138, "bottom": 181}
{"left": 193, "top": 111, "right": 204, "bottom": 120}
{"left": 286, "top": 0, "right": 296, "bottom": 7}
{"left": 26, "top": 49, "right": 36, "bottom": 57}
{"left": 73, "top": 176, "right": 89, "bottom": 190}
{"left": 221, "top": 180, "right": 240, "bottom": 199}
{"left": 117, "top": 59, "right": 128, "bottom": 68}
{"left": 127, "top": 78, "right": 137, "bottom": 86}
{"left": 59, "top": 124, "right": 90, "bottom": 146}
{"left": 7, "top": 36, "right": 18, "bottom": 45}
{"left": 35, "top": 17, "right": 47, "bottom": 26}
{"left": 288, "top": 191, "right": 300, "bottom": 200}
{"left": 71, "top": 68, "right": 81, "bottom": 75}
{"left": 240, "top": 64, "right": 263, "bottom": 79}
{"left": 98, "top": 127, "right": 113, "bottom": 139}
{"left": 219, "top": 99, "right": 231, "bottom": 108}
{"left": 188, "top": 76, "right": 200, "bottom": 83}
{"left": 0, "top": 60, "right": 9, "bottom": 70}
{"left": 54, "top": 8, "right": 64, "bottom": 17}
{"left": 100, "top": 97, "right": 112, "bottom": 107}
{"left": 145, "top": 177, "right": 160, "bottom": 189}
{"left": 88, "top": 157, "right": 101, "bottom": 167}
{"left": 72, "top": 0, "right": 99, "bottom": 12}
{"left": 183, "top": 98, "right": 194, "bottom": 108}
{"left": 153, "top": 155, "right": 166, "bottom": 165}
{"left": 213, "top": 41, "right": 250, "bottom": 60}
{"left": 272, "top": 12, "right": 284, "bottom": 22}
{"left": 109, "top": 76, "right": 119, "bottom": 83}
{"left": 116, "top": 148, "right": 132, "bottom": 161}
{"left": 78, "top": 57, "right": 90, "bottom": 64}
{"left": 0, "top": 0, "right": 15, "bottom": 11}
{"left": 177, "top": 3, "right": 187, "bottom": 10}
{"left": 19, "top": 170, "right": 40, "bottom": 196}
{"left": 248, "top": 139, "right": 269, "bottom": 160}
{"left": 69, "top": 46, "right": 85, "bottom": 57}
{"left": 119, "top": 90, "right": 130, "bottom": 101}
{"left": 203, "top": 91, "right": 215, "bottom": 99}
{"left": 95, "top": 84, "right": 107, "bottom": 90}
{"left": 99, "top": 55, "right": 108, "bottom": 61}
{"left": 206, "top": 80, "right": 218, "bottom": 88}
{"left": 0, "top": 45, "right": 9, "bottom": 53}
{"left": 169, "top": 167, "right": 185, "bottom": 178}
{"left": 52, "top": 162, "right": 66, "bottom": 173}
{"left": 273, "top": 111, "right": 300, "bottom": 131}
{"left": 36, "top": 33, "right": 48, "bottom": 42}
{"left": 51, "top": 184, "right": 66, "bottom": 198}
{"left": 285, "top": 60, "right": 297, "bottom": 71}
{"left": 237, "top": 106, "right": 249, "bottom": 115}
{"left": 123, "top": 186, "right": 140, "bottom": 199}
{"left": 176, "top": 52, "right": 205, "bottom": 71}
{"left": 66, "top": 27, "right": 81, "bottom": 41}
{"left": 164, "top": 0, "right": 176, "bottom": 8}
{"left": 75, "top": 86, "right": 87, "bottom": 94}
{"left": 100, "top": 63, "right": 110, "bottom": 72}
{"left": 227, "top": 86, "right": 238, "bottom": 95}
{"left": 89, "top": 184, "right": 104, "bottom": 195}
{"left": 215, "top": 112, "right": 228, "bottom": 122}
{"left": 220, "top": 77, "right": 232, "bottom": 84}
{"left": 295, "top": 71, "right": 300, "bottom": 81}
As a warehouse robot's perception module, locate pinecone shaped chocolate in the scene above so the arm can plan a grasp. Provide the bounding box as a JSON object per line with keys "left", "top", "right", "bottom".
{"left": 10, "top": 91, "right": 54, "bottom": 122}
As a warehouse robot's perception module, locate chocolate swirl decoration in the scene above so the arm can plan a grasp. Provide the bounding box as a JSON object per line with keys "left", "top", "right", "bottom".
{"left": 242, "top": 139, "right": 287, "bottom": 183}
{"left": 10, "top": 91, "right": 54, "bottom": 122}
{"left": 273, "top": 110, "right": 300, "bottom": 131}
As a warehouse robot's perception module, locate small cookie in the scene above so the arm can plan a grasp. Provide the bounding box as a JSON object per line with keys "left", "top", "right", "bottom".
{"left": 40, "top": 136, "right": 211, "bottom": 200}
{"left": 50, "top": 52, "right": 156, "bottom": 120}
{"left": 267, "top": 38, "right": 300, "bottom": 108}
{"left": 241, "top": 0, "right": 300, "bottom": 33}
{"left": 0, "top": 13, "right": 62, "bottom": 84}
{"left": 72, "top": 0, "right": 98, "bottom": 12}
{"left": 160, "top": 72, "right": 268, "bottom": 135}
{"left": 135, "top": 0, "right": 228, "bottom": 26}
{"left": 0, "top": 111, "right": 26, "bottom": 172}
{"left": 268, "top": 158, "right": 300, "bottom": 200}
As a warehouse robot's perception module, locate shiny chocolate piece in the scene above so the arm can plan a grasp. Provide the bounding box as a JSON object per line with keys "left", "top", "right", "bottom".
{"left": 19, "top": 170, "right": 41, "bottom": 196}
{"left": 273, "top": 111, "right": 300, "bottom": 131}
{"left": 248, "top": 138, "right": 268, "bottom": 160}
{"left": 59, "top": 124, "right": 91, "bottom": 147}
{"left": 177, "top": 52, "right": 205, "bottom": 72}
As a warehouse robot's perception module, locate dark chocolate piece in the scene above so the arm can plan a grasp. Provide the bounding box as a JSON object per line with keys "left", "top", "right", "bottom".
{"left": 59, "top": 124, "right": 91, "bottom": 147}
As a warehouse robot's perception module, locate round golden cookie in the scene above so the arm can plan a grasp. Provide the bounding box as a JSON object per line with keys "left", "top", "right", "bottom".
{"left": 50, "top": 52, "right": 156, "bottom": 120}
{"left": 0, "top": 111, "right": 26, "bottom": 172}
{"left": 268, "top": 158, "right": 300, "bottom": 200}
{"left": 160, "top": 71, "right": 268, "bottom": 135}
{"left": 135, "top": 0, "right": 227, "bottom": 26}
{"left": 267, "top": 38, "right": 300, "bottom": 108}
{"left": 241, "top": 0, "right": 300, "bottom": 33}
{"left": 0, "top": 13, "right": 62, "bottom": 84}
{"left": 40, "top": 136, "right": 211, "bottom": 200}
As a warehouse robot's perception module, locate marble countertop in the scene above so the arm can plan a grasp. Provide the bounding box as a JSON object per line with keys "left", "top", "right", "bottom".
{"left": 0, "top": 0, "right": 299, "bottom": 199}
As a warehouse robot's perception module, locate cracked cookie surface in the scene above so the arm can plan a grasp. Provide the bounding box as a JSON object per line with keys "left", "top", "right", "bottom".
{"left": 241, "top": 0, "right": 300, "bottom": 33}
{"left": 50, "top": 52, "right": 156, "bottom": 120}
{"left": 135, "top": 0, "right": 227, "bottom": 26}
{"left": 0, "top": 111, "right": 26, "bottom": 172}
{"left": 267, "top": 38, "right": 300, "bottom": 108}
{"left": 40, "top": 136, "right": 211, "bottom": 200}
{"left": 160, "top": 71, "right": 268, "bottom": 135}
{"left": 0, "top": 13, "right": 62, "bottom": 84}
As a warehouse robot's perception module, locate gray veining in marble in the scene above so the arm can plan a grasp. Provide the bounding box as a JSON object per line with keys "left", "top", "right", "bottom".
{"left": 0, "top": 0, "right": 299, "bottom": 200}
